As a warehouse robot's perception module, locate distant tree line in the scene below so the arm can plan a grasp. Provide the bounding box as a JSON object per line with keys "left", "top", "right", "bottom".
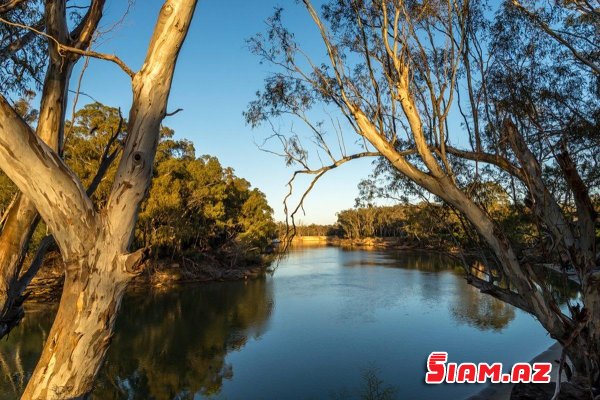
{"left": 294, "top": 180, "right": 599, "bottom": 255}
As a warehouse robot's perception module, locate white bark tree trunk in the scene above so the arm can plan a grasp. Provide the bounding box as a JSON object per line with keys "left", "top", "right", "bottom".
{"left": 20, "top": 252, "right": 130, "bottom": 399}
{"left": 0, "top": 0, "right": 105, "bottom": 332}
{"left": 0, "top": 1, "right": 197, "bottom": 398}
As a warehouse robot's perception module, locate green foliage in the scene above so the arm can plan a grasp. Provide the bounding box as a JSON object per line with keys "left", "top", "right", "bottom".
{"left": 63, "top": 102, "right": 125, "bottom": 205}
{"left": 138, "top": 151, "right": 276, "bottom": 257}
{"left": 0, "top": 102, "right": 276, "bottom": 264}
{"left": 59, "top": 102, "right": 279, "bottom": 259}
{"left": 326, "top": 188, "right": 541, "bottom": 254}
{"left": 0, "top": 1, "right": 46, "bottom": 97}
{"left": 283, "top": 223, "right": 334, "bottom": 237}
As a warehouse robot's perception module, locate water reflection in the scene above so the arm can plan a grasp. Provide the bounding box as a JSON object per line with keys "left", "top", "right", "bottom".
{"left": 0, "top": 304, "right": 57, "bottom": 400}
{"left": 450, "top": 284, "right": 515, "bottom": 331}
{"left": 94, "top": 278, "right": 274, "bottom": 399}
{"left": 337, "top": 250, "right": 516, "bottom": 331}
{"left": 0, "top": 278, "right": 273, "bottom": 400}
{"left": 0, "top": 248, "right": 558, "bottom": 400}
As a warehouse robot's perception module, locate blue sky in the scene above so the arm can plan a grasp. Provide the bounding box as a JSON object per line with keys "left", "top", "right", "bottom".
{"left": 67, "top": 0, "right": 383, "bottom": 224}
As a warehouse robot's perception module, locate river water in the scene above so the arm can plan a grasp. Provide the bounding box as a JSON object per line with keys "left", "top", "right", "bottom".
{"left": 0, "top": 246, "right": 554, "bottom": 399}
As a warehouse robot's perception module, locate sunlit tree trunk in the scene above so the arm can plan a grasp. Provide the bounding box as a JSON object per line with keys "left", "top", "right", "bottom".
{"left": 0, "top": 0, "right": 103, "bottom": 334}
{"left": 0, "top": 1, "right": 197, "bottom": 398}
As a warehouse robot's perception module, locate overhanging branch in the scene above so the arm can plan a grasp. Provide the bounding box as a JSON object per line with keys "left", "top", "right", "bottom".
{"left": 443, "top": 146, "right": 526, "bottom": 181}
{"left": 466, "top": 273, "right": 534, "bottom": 315}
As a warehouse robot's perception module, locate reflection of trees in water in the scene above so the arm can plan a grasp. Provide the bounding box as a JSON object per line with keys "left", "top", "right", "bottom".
{"left": 446, "top": 265, "right": 515, "bottom": 331}
{"left": 398, "top": 252, "right": 515, "bottom": 331}
{"left": 342, "top": 250, "right": 463, "bottom": 273}
{"left": 450, "top": 284, "right": 516, "bottom": 331}
{"left": 380, "top": 251, "right": 564, "bottom": 331}
{"left": 0, "top": 305, "right": 58, "bottom": 400}
{"left": 379, "top": 251, "right": 516, "bottom": 331}
{"left": 0, "top": 340, "right": 28, "bottom": 397}
{"left": 385, "top": 251, "right": 462, "bottom": 273}
{"left": 532, "top": 265, "right": 580, "bottom": 305}
{"left": 0, "top": 279, "right": 273, "bottom": 399}
{"left": 449, "top": 263, "right": 578, "bottom": 332}
{"left": 330, "top": 368, "right": 398, "bottom": 400}
{"left": 93, "top": 278, "right": 274, "bottom": 399}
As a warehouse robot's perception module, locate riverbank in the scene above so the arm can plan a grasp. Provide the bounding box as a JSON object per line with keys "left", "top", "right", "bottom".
{"left": 23, "top": 237, "right": 451, "bottom": 305}
{"left": 466, "top": 342, "right": 562, "bottom": 400}
{"left": 291, "top": 235, "right": 435, "bottom": 250}
{"left": 23, "top": 252, "right": 272, "bottom": 304}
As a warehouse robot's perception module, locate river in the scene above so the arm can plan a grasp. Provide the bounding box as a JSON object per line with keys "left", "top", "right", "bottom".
{"left": 0, "top": 246, "right": 555, "bottom": 399}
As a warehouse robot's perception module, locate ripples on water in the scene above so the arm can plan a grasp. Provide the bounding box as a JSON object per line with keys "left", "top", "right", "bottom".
{"left": 0, "top": 247, "right": 555, "bottom": 399}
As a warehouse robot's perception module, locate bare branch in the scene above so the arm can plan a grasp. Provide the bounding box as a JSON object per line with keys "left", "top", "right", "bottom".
{"left": 87, "top": 111, "right": 124, "bottom": 197}
{"left": 70, "top": 0, "right": 106, "bottom": 50}
{"left": 15, "top": 235, "right": 53, "bottom": 295}
{"left": 0, "top": 16, "right": 135, "bottom": 77}
{"left": 443, "top": 146, "right": 526, "bottom": 181}
{"left": 466, "top": 273, "right": 534, "bottom": 314}
{"left": 165, "top": 108, "right": 183, "bottom": 117}
{"left": 285, "top": 151, "right": 379, "bottom": 219}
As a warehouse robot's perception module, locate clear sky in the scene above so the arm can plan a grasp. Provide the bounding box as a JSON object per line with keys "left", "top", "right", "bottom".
{"left": 64, "top": 0, "right": 382, "bottom": 225}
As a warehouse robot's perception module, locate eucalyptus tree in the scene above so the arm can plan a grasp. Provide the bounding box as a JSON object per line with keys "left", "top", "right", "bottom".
{"left": 0, "top": 0, "right": 106, "bottom": 336}
{"left": 0, "top": 0, "right": 197, "bottom": 397}
{"left": 0, "top": 0, "right": 45, "bottom": 95}
{"left": 247, "top": 0, "right": 599, "bottom": 396}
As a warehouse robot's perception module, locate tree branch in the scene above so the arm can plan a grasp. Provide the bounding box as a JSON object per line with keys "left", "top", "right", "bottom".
{"left": 555, "top": 142, "right": 597, "bottom": 268}
{"left": 0, "top": 0, "right": 26, "bottom": 14}
{"left": 444, "top": 146, "right": 526, "bottom": 181}
{"left": 86, "top": 112, "right": 123, "bottom": 197}
{"left": 511, "top": 0, "right": 600, "bottom": 75}
{"left": 0, "top": 16, "right": 135, "bottom": 77}
{"left": 106, "top": 0, "right": 197, "bottom": 251}
{"left": 14, "top": 119, "right": 124, "bottom": 304}
{"left": 69, "top": 0, "right": 106, "bottom": 50}
{"left": 165, "top": 107, "right": 183, "bottom": 117}
{"left": 0, "top": 95, "right": 97, "bottom": 259}
{"left": 466, "top": 273, "right": 534, "bottom": 314}
{"left": 503, "top": 119, "right": 579, "bottom": 271}
{"left": 15, "top": 235, "right": 53, "bottom": 295}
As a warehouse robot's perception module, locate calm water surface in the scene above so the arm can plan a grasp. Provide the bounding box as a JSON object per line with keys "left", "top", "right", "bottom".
{"left": 0, "top": 247, "right": 554, "bottom": 399}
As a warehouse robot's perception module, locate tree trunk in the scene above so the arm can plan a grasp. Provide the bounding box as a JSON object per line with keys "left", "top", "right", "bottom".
{"left": 0, "top": 0, "right": 105, "bottom": 333}
{"left": 0, "top": 1, "right": 199, "bottom": 397}
{"left": 20, "top": 251, "right": 130, "bottom": 399}
{"left": 0, "top": 59, "right": 72, "bottom": 326}
{"left": 0, "top": 195, "right": 39, "bottom": 323}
